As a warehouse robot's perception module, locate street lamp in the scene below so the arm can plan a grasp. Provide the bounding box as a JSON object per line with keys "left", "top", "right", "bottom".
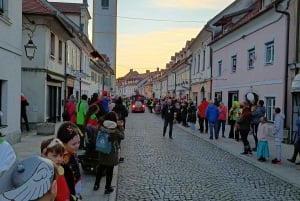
{"left": 24, "top": 37, "right": 37, "bottom": 60}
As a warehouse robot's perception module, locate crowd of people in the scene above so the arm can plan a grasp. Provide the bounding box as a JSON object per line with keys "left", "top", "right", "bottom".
{"left": 158, "top": 96, "right": 297, "bottom": 166}
{"left": 1, "top": 91, "right": 128, "bottom": 201}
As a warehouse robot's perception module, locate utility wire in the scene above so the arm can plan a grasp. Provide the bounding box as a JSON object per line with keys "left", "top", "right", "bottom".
{"left": 94, "top": 13, "right": 206, "bottom": 23}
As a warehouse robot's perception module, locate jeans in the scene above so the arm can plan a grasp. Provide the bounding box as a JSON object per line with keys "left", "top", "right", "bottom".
{"left": 163, "top": 120, "right": 173, "bottom": 137}
{"left": 208, "top": 121, "right": 218, "bottom": 139}
{"left": 188, "top": 122, "right": 196, "bottom": 131}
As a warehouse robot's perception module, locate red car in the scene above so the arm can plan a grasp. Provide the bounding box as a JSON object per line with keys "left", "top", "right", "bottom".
{"left": 131, "top": 101, "right": 145, "bottom": 113}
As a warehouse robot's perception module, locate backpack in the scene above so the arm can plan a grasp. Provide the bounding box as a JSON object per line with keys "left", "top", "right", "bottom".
{"left": 95, "top": 130, "right": 112, "bottom": 154}
{"left": 62, "top": 108, "right": 70, "bottom": 121}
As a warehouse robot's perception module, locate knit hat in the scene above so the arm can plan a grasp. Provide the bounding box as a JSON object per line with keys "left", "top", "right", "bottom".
{"left": 0, "top": 156, "right": 55, "bottom": 201}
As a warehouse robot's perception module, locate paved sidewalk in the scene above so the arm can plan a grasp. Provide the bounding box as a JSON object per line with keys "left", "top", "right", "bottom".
{"left": 176, "top": 123, "right": 300, "bottom": 188}
{"left": 11, "top": 123, "right": 118, "bottom": 201}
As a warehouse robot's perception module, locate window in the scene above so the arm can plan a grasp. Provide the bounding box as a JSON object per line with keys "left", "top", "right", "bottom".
{"left": 266, "top": 97, "right": 275, "bottom": 122}
{"left": 101, "top": 0, "right": 109, "bottom": 9}
{"left": 231, "top": 55, "right": 237, "bottom": 73}
{"left": 50, "top": 33, "right": 55, "bottom": 59}
{"left": 0, "top": 80, "right": 7, "bottom": 126}
{"left": 0, "top": 0, "right": 7, "bottom": 16}
{"left": 248, "top": 48, "right": 255, "bottom": 69}
{"left": 192, "top": 56, "right": 196, "bottom": 75}
{"left": 67, "top": 45, "right": 71, "bottom": 65}
{"left": 202, "top": 50, "right": 206, "bottom": 71}
{"left": 91, "top": 72, "right": 95, "bottom": 82}
{"left": 218, "top": 60, "right": 222, "bottom": 77}
{"left": 197, "top": 54, "right": 200, "bottom": 73}
{"left": 58, "top": 40, "right": 62, "bottom": 62}
{"left": 0, "top": 0, "right": 3, "bottom": 14}
{"left": 215, "top": 92, "right": 222, "bottom": 102}
{"left": 265, "top": 41, "right": 274, "bottom": 64}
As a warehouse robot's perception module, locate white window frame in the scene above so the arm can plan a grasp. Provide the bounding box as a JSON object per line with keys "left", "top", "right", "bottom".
{"left": 266, "top": 97, "right": 275, "bottom": 122}
{"left": 248, "top": 48, "right": 256, "bottom": 69}
{"left": 265, "top": 41, "right": 274, "bottom": 64}
{"left": 218, "top": 60, "right": 222, "bottom": 77}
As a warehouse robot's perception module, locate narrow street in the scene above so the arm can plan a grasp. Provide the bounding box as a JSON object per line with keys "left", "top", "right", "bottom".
{"left": 117, "top": 111, "right": 300, "bottom": 201}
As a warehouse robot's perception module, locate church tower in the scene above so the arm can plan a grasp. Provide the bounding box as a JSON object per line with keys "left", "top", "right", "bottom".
{"left": 93, "top": 0, "right": 117, "bottom": 89}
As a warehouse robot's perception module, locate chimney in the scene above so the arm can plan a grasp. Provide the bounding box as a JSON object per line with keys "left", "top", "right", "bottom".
{"left": 146, "top": 70, "right": 150, "bottom": 74}
{"left": 130, "top": 69, "right": 133, "bottom": 72}
{"left": 157, "top": 67, "right": 159, "bottom": 71}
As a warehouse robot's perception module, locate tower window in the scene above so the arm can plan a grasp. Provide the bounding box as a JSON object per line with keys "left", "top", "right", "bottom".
{"left": 101, "top": 0, "right": 109, "bottom": 9}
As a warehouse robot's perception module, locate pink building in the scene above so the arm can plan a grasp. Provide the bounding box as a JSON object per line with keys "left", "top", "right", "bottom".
{"left": 210, "top": 0, "right": 289, "bottom": 123}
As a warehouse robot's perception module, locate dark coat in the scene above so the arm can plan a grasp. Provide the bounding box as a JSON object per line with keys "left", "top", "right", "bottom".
{"left": 112, "top": 103, "right": 128, "bottom": 120}
{"left": 97, "top": 120, "right": 124, "bottom": 166}
{"left": 187, "top": 105, "right": 197, "bottom": 123}
{"left": 161, "top": 104, "right": 176, "bottom": 122}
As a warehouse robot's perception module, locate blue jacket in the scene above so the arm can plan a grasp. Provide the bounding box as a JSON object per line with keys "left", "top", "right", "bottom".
{"left": 251, "top": 106, "right": 266, "bottom": 124}
{"left": 205, "top": 104, "right": 219, "bottom": 123}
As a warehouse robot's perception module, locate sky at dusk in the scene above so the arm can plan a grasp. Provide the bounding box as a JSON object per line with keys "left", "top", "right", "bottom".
{"left": 48, "top": 0, "right": 235, "bottom": 78}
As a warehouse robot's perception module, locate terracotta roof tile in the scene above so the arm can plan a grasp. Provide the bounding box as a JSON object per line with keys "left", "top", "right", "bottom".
{"left": 23, "top": 0, "right": 53, "bottom": 14}
{"left": 50, "top": 2, "right": 81, "bottom": 14}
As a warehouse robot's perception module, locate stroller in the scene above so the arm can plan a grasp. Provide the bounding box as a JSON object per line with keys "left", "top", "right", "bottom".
{"left": 78, "top": 125, "right": 100, "bottom": 174}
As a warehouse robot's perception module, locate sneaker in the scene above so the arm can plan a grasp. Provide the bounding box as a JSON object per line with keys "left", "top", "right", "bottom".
{"left": 272, "top": 158, "right": 281, "bottom": 164}
{"left": 241, "top": 152, "right": 248, "bottom": 155}
{"left": 287, "top": 158, "right": 295, "bottom": 163}
{"left": 104, "top": 187, "right": 114, "bottom": 194}
{"left": 296, "top": 162, "right": 300, "bottom": 165}
{"left": 258, "top": 157, "right": 266, "bottom": 162}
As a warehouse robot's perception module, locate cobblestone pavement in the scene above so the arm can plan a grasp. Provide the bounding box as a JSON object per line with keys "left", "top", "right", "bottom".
{"left": 117, "top": 112, "right": 300, "bottom": 201}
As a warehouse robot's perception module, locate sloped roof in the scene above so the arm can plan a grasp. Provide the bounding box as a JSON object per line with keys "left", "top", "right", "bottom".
{"left": 23, "top": 0, "right": 53, "bottom": 14}
{"left": 50, "top": 2, "right": 81, "bottom": 14}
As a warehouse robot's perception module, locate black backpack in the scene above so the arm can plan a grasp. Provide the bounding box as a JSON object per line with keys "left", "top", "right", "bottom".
{"left": 62, "top": 107, "right": 70, "bottom": 121}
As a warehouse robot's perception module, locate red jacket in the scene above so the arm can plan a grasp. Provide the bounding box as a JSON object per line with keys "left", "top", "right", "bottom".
{"left": 198, "top": 100, "right": 209, "bottom": 118}
{"left": 66, "top": 101, "right": 76, "bottom": 123}
{"left": 218, "top": 105, "right": 228, "bottom": 121}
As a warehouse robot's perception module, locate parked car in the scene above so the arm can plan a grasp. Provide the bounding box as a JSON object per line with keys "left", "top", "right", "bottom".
{"left": 131, "top": 101, "right": 145, "bottom": 113}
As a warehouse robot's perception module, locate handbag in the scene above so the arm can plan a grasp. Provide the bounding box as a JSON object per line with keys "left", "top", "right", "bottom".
{"left": 95, "top": 130, "right": 112, "bottom": 154}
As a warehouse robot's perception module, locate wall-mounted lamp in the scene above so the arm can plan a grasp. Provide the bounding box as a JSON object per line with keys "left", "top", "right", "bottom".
{"left": 24, "top": 36, "right": 37, "bottom": 60}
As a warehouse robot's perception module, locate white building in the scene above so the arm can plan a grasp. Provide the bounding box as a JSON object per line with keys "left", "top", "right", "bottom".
{"left": 0, "top": 0, "right": 22, "bottom": 143}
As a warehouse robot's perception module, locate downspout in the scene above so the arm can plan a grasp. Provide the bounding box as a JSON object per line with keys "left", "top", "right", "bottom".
{"left": 64, "top": 42, "right": 67, "bottom": 101}
{"left": 297, "top": 1, "right": 300, "bottom": 69}
{"left": 204, "top": 24, "right": 214, "bottom": 100}
{"left": 275, "top": 0, "right": 290, "bottom": 128}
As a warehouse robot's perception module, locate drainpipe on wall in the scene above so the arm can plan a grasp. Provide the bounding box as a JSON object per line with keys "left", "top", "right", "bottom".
{"left": 275, "top": 0, "right": 290, "bottom": 128}
{"left": 204, "top": 24, "right": 214, "bottom": 101}
{"left": 296, "top": 1, "right": 300, "bottom": 70}
{"left": 64, "top": 42, "right": 67, "bottom": 101}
